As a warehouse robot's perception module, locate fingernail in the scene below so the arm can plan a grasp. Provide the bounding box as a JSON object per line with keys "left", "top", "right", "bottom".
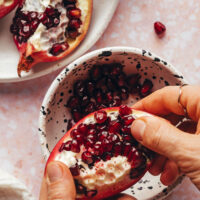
{"left": 132, "top": 119, "right": 146, "bottom": 141}
{"left": 47, "top": 162, "right": 63, "bottom": 183}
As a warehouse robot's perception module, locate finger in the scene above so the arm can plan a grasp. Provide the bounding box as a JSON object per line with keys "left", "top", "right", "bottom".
{"left": 131, "top": 115, "right": 197, "bottom": 163}
{"left": 39, "top": 178, "right": 47, "bottom": 200}
{"left": 149, "top": 155, "right": 166, "bottom": 176}
{"left": 46, "top": 161, "right": 76, "bottom": 200}
{"left": 160, "top": 160, "right": 179, "bottom": 186}
{"left": 132, "top": 85, "right": 200, "bottom": 122}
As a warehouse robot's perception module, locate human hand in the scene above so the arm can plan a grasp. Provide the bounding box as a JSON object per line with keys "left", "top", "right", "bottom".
{"left": 40, "top": 161, "right": 136, "bottom": 200}
{"left": 131, "top": 85, "right": 200, "bottom": 189}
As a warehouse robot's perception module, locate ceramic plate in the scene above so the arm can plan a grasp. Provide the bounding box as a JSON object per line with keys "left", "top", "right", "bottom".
{"left": 38, "top": 47, "right": 186, "bottom": 200}
{"left": 0, "top": 0, "right": 119, "bottom": 82}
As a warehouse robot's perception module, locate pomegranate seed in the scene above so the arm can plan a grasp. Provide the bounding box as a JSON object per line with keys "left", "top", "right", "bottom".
{"left": 85, "top": 81, "right": 95, "bottom": 96}
{"left": 77, "top": 123, "right": 88, "bottom": 134}
{"left": 95, "top": 156, "right": 102, "bottom": 163}
{"left": 140, "top": 79, "right": 153, "bottom": 97}
{"left": 96, "top": 104, "right": 107, "bottom": 110}
{"left": 59, "top": 142, "right": 66, "bottom": 152}
{"left": 107, "top": 134, "right": 120, "bottom": 143}
{"left": 105, "top": 92, "right": 113, "bottom": 104}
{"left": 120, "top": 87, "right": 129, "bottom": 100}
{"left": 123, "top": 115, "right": 135, "bottom": 126}
{"left": 127, "top": 147, "right": 137, "bottom": 162}
{"left": 67, "top": 96, "right": 79, "bottom": 108}
{"left": 50, "top": 42, "right": 69, "bottom": 56}
{"left": 94, "top": 110, "right": 107, "bottom": 124}
{"left": 117, "top": 74, "right": 127, "bottom": 87}
{"left": 102, "top": 138, "right": 113, "bottom": 152}
{"left": 71, "top": 109, "right": 82, "bottom": 122}
{"left": 10, "top": 24, "right": 19, "bottom": 34}
{"left": 69, "top": 163, "right": 80, "bottom": 176}
{"left": 94, "top": 142, "right": 104, "bottom": 156}
{"left": 110, "top": 63, "right": 123, "bottom": 76}
{"left": 85, "top": 139, "right": 95, "bottom": 148}
{"left": 75, "top": 134, "right": 84, "bottom": 144}
{"left": 82, "top": 151, "right": 94, "bottom": 164}
{"left": 89, "top": 66, "right": 102, "bottom": 80}
{"left": 154, "top": 21, "right": 166, "bottom": 35}
{"left": 86, "top": 134, "right": 97, "bottom": 142}
{"left": 68, "top": 8, "right": 81, "bottom": 18}
{"left": 97, "top": 124, "right": 107, "bottom": 131}
{"left": 68, "top": 28, "right": 79, "bottom": 39}
{"left": 74, "top": 80, "right": 85, "bottom": 97}
{"left": 31, "top": 19, "right": 39, "bottom": 30}
{"left": 113, "top": 142, "right": 123, "bottom": 156}
{"left": 63, "top": 140, "right": 72, "bottom": 151}
{"left": 87, "top": 129, "right": 97, "bottom": 135}
{"left": 70, "top": 140, "right": 80, "bottom": 153}
{"left": 123, "top": 134, "right": 133, "bottom": 142}
{"left": 84, "top": 102, "right": 96, "bottom": 114}
{"left": 95, "top": 90, "right": 104, "bottom": 104}
{"left": 85, "top": 190, "right": 97, "bottom": 197}
{"left": 121, "top": 125, "right": 131, "bottom": 135}
{"left": 67, "top": 119, "right": 75, "bottom": 131}
{"left": 112, "top": 96, "right": 121, "bottom": 107}
{"left": 107, "top": 78, "right": 116, "bottom": 91}
{"left": 96, "top": 78, "right": 108, "bottom": 93}
{"left": 88, "top": 123, "right": 96, "bottom": 129}
{"left": 119, "top": 105, "right": 132, "bottom": 116}
{"left": 70, "top": 129, "right": 79, "bottom": 138}
{"left": 123, "top": 141, "right": 132, "bottom": 156}
{"left": 108, "top": 120, "right": 122, "bottom": 133}
{"left": 69, "top": 18, "right": 82, "bottom": 29}
{"left": 98, "top": 131, "right": 109, "bottom": 141}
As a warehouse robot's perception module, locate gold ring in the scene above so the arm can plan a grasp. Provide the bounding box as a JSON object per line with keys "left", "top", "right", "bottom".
{"left": 178, "top": 84, "right": 188, "bottom": 117}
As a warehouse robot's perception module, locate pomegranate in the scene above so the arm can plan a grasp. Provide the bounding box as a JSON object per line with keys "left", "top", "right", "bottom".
{"left": 154, "top": 21, "right": 166, "bottom": 35}
{"left": 0, "top": 0, "right": 19, "bottom": 19}
{"left": 10, "top": 0, "right": 92, "bottom": 76}
{"left": 66, "top": 63, "right": 153, "bottom": 127}
{"left": 47, "top": 106, "right": 154, "bottom": 200}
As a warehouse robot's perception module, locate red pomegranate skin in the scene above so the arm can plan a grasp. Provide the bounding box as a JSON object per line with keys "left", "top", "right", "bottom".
{"left": 46, "top": 107, "right": 154, "bottom": 200}
{"left": 0, "top": 0, "right": 19, "bottom": 19}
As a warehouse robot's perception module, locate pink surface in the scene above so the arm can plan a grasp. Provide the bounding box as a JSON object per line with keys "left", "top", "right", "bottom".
{"left": 0, "top": 0, "right": 200, "bottom": 199}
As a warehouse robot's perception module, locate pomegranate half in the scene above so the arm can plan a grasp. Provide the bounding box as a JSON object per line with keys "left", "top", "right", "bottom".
{"left": 0, "top": 0, "right": 18, "bottom": 19}
{"left": 10, "top": 0, "right": 92, "bottom": 76}
{"left": 46, "top": 106, "right": 154, "bottom": 200}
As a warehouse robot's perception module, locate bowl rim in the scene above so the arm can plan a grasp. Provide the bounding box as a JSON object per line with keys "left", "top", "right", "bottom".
{"left": 38, "top": 46, "right": 187, "bottom": 159}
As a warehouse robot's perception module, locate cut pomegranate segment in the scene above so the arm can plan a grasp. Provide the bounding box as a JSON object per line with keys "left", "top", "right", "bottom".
{"left": 0, "top": 0, "right": 19, "bottom": 19}
{"left": 10, "top": 0, "right": 92, "bottom": 76}
{"left": 47, "top": 107, "right": 154, "bottom": 200}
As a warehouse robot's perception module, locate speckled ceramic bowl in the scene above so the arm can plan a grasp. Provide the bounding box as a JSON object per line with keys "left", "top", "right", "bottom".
{"left": 38, "top": 47, "right": 186, "bottom": 200}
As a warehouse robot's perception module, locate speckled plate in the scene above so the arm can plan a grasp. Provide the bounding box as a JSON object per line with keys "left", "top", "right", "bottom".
{"left": 0, "top": 0, "right": 119, "bottom": 82}
{"left": 38, "top": 47, "right": 186, "bottom": 200}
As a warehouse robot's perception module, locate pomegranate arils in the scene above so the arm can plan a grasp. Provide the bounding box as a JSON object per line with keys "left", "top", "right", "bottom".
{"left": 67, "top": 96, "right": 79, "bottom": 109}
{"left": 94, "top": 110, "right": 107, "bottom": 124}
{"left": 75, "top": 134, "right": 84, "bottom": 144}
{"left": 71, "top": 109, "right": 82, "bottom": 122}
{"left": 59, "top": 142, "right": 66, "bottom": 152}
{"left": 85, "top": 81, "right": 95, "bottom": 96}
{"left": 140, "top": 79, "right": 153, "bottom": 97}
{"left": 70, "top": 163, "right": 80, "bottom": 176}
{"left": 123, "top": 115, "right": 135, "bottom": 126}
{"left": 68, "top": 18, "right": 82, "bottom": 29}
{"left": 120, "top": 87, "right": 129, "bottom": 100}
{"left": 82, "top": 151, "right": 94, "bottom": 164}
{"left": 70, "top": 129, "right": 79, "bottom": 138}
{"left": 68, "top": 8, "right": 81, "bottom": 18}
{"left": 127, "top": 147, "right": 137, "bottom": 162}
{"left": 109, "top": 120, "right": 122, "bottom": 133}
{"left": 71, "top": 140, "right": 80, "bottom": 153}
{"left": 87, "top": 128, "right": 97, "bottom": 135}
{"left": 123, "top": 142, "right": 132, "bottom": 156}
{"left": 94, "top": 142, "right": 104, "bottom": 156}
{"left": 68, "top": 28, "right": 79, "bottom": 39}
{"left": 89, "top": 66, "right": 101, "bottom": 80}
{"left": 64, "top": 140, "right": 72, "bottom": 151}
{"left": 119, "top": 105, "right": 132, "bottom": 117}
{"left": 108, "top": 134, "right": 120, "bottom": 144}
{"left": 98, "top": 131, "right": 109, "bottom": 141}
{"left": 102, "top": 152, "right": 112, "bottom": 161}
{"left": 154, "top": 21, "right": 166, "bottom": 35}
{"left": 102, "top": 138, "right": 113, "bottom": 152}
{"left": 110, "top": 63, "right": 123, "bottom": 76}
{"left": 84, "top": 102, "right": 96, "bottom": 114}
{"left": 77, "top": 123, "right": 88, "bottom": 134}
{"left": 49, "top": 42, "right": 69, "bottom": 56}
{"left": 74, "top": 80, "right": 85, "bottom": 97}
{"left": 113, "top": 142, "right": 123, "bottom": 156}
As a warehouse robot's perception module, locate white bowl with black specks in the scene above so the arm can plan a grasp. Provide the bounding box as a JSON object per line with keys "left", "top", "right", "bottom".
{"left": 38, "top": 46, "right": 187, "bottom": 200}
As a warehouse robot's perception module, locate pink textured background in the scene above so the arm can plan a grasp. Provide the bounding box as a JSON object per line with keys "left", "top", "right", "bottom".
{"left": 0, "top": 0, "right": 200, "bottom": 199}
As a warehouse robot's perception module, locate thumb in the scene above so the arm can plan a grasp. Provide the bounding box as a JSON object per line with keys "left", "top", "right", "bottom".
{"left": 131, "top": 116, "right": 194, "bottom": 162}
{"left": 46, "top": 161, "right": 76, "bottom": 200}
